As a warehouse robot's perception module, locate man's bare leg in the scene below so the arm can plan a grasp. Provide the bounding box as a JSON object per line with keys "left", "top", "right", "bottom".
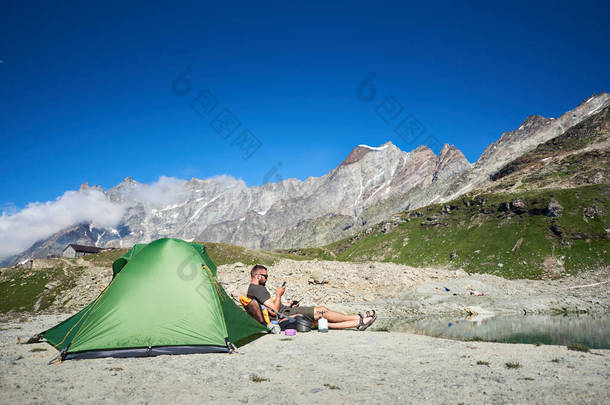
{"left": 314, "top": 306, "right": 357, "bottom": 322}
{"left": 314, "top": 306, "right": 373, "bottom": 329}
{"left": 327, "top": 320, "right": 359, "bottom": 329}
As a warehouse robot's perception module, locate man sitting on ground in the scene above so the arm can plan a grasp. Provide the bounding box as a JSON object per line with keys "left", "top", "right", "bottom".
{"left": 246, "top": 264, "right": 377, "bottom": 330}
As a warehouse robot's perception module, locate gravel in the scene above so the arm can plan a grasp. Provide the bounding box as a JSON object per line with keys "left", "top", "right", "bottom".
{"left": 1, "top": 260, "right": 608, "bottom": 404}
{"left": 1, "top": 315, "right": 608, "bottom": 404}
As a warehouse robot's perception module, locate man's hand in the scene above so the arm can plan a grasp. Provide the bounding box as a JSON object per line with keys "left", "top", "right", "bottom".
{"left": 276, "top": 285, "right": 286, "bottom": 297}
{"left": 289, "top": 300, "right": 300, "bottom": 308}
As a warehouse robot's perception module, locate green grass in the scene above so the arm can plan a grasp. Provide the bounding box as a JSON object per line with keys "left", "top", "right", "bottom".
{"left": 505, "top": 362, "right": 521, "bottom": 369}
{"left": 82, "top": 241, "right": 318, "bottom": 269}
{"left": 82, "top": 248, "right": 129, "bottom": 267}
{"left": 198, "top": 242, "right": 317, "bottom": 266}
{"left": 250, "top": 374, "right": 269, "bottom": 382}
{"left": 567, "top": 343, "right": 590, "bottom": 352}
{"left": 277, "top": 246, "right": 336, "bottom": 261}
{"left": 312, "top": 185, "right": 609, "bottom": 279}
{"left": 0, "top": 267, "right": 76, "bottom": 313}
{"left": 0, "top": 269, "right": 50, "bottom": 313}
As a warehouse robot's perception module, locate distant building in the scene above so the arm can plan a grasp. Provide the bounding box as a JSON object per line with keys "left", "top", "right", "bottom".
{"left": 16, "top": 258, "right": 34, "bottom": 269}
{"left": 62, "top": 244, "right": 107, "bottom": 258}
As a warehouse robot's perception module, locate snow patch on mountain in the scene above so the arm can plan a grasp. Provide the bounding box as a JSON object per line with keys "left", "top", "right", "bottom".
{"left": 357, "top": 144, "right": 389, "bottom": 151}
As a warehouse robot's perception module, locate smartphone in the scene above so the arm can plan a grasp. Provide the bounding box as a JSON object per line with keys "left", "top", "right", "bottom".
{"left": 281, "top": 281, "right": 286, "bottom": 287}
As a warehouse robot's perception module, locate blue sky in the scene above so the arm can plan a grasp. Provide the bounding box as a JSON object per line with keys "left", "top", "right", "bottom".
{"left": 1, "top": 0, "right": 609, "bottom": 210}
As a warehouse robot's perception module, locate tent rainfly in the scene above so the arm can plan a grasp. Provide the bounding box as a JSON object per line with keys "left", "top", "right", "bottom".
{"left": 36, "top": 238, "right": 267, "bottom": 361}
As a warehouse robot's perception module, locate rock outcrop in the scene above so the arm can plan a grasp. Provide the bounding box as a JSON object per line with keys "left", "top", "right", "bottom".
{"left": 440, "top": 92, "right": 610, "bottom": 202}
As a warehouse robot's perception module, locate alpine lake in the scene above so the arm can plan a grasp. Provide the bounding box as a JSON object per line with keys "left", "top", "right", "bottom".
{"left": 376, "top": 313, "right": 610, "bottom": 349}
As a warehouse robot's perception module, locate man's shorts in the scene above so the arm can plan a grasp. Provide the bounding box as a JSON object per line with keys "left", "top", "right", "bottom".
{"left": 281, "top": 306, "right": 316, "bottom": 322}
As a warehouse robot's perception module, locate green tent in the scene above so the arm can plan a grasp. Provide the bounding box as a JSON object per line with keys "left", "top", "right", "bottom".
{"left": 39, "top": 238, "right": 267, "bottom": 361}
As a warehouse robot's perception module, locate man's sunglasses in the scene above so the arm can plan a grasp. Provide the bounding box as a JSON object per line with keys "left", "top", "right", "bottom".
{"left": 258, "top": 274, "right": 268, "bottom": 279}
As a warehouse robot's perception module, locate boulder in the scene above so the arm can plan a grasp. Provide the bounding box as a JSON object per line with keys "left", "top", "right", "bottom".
{"left": 584, "top": 205, "right": 604, "bottom": 219}
{"left": 44, "top": 280, "right": 61, "bottom": 290}
{"left": 381, "top": 223, "right": 395, "bottom": 233}
{"left": 550, "top": 224, "right": 563, "bottom": 238}
{"left": 588, "top": 172, "right": 604, "bottom": 184}
{"left": 498, "top": 202, "right": 510, "bottom": 212}
{"left": 509, "top": 199, "right": 528, "bottom": 214}
{"left": 545, "top": 200, "right": 564, "bottom": 217}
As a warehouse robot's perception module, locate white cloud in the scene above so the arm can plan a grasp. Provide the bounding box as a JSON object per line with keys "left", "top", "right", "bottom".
{"left": 0, "top": 174, "right": 244, "bottom": 260}
{"left": 208, "top": 174, "right": 245, "bottom": 188}
{"left": 0, "top": 189, "right": 124, "bottom": 259}
{"left": 126, "top": 176, "right": 189, "bottom": 207}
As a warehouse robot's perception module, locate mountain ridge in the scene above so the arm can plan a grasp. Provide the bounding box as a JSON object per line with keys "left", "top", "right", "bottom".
{"left": 3, "top": 92, "right": 608, "bottom": 265}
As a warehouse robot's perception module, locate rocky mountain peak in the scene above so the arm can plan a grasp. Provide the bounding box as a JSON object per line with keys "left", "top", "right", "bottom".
{"left": 78, "top": 182, "right": 103, "bottom": 192}
{"left": 438, "top": 143, "right": 451, "bottom": 155}
{"left": 478, "top": 92, "right": 610, "bottom": 167}
{"left": 438, "top": 144, "right": 468, "bottom": 163}
{"left": 433, "top": 144, "right": 471, "bottom": 183}
{"left": 340, "top": 146, "right": 372, "bottom": 166}
{"left": 438, "top": 91, "right": 610, "bottom": 203}
{"left": 522, "top": 114, "right": 547, "bottom": 125}
{"left": 339, "top": 141, "right": 398, "bottom": 166}
{"left": 79, "top": 182, "right": 90, "bottom": 192}
{"left": 413, "top": 144, "right": 433, "bottom": 154}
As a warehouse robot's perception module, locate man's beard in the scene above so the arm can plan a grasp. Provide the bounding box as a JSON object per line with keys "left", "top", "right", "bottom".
{"left": 260, "top": 279, "right": 266, "bottom": 286}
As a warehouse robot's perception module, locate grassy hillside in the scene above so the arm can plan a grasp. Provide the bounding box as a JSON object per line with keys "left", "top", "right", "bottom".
{"left": 0, "top": 242, "right": 315, "bottom": 315}
{"left": 80, "top": 241, "right": 313, "bottom": 269}
{"left": 0, "top": 267, "right": 78, "bottom": 313}
{"left": 287, "top": 185, "right": 609, "bottom": 279}
{"left": 201, "top": 242, "right": 314, "bottom": 266}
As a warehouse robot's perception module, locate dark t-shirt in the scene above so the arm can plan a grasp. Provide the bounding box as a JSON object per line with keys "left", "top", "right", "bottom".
{"left": 247, "top": 283, "right": 271, "bottom": 304}
{"left": 247, "top": 284, "right": 287, "bottom": 312}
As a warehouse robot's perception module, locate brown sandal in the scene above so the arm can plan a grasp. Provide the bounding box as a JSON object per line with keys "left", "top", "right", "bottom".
{"left": 357, "top": 313, "right": 377, "bottom": 331}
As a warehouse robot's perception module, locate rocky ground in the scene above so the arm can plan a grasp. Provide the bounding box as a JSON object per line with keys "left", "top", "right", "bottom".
{"left": 3, "top": 258, "right": 608, "bottom": 321}
{"left": 1, "top": 259, "right": 608, "bottom": 404}
{"left": 219, "top": 260, "right": 609, "bottom": 320}
{"left": 1, "top": 314, "right": 609, "bottom": 404}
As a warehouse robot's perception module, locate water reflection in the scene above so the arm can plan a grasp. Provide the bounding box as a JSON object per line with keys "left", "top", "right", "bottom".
{"left": 389, "top": 314, "right": 610, "bottom": 349}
